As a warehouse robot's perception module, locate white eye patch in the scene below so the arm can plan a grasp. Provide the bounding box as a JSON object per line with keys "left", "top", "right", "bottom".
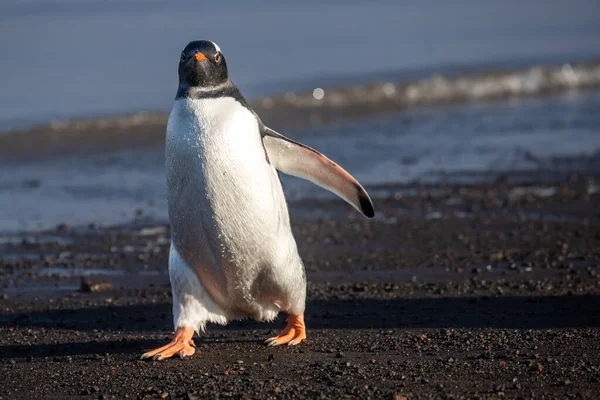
{"left": 211, "top": 41, "right": 221, "bottom": 53}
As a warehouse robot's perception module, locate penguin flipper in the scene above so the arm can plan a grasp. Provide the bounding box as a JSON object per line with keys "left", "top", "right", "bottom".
{"left": 261, "top": 127, "right": 374, "bottom": 218}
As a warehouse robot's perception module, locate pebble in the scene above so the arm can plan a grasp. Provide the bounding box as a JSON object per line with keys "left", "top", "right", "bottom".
{"left": 80, "top": 277, "right": 113, "bottom": 293}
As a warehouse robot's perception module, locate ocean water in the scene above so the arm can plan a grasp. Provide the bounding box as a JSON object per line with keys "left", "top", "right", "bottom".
{"left": 0, "top": 91, "right": 598, "bottom": 232}
{"left": 1, "top": 1, "right": 600, "bottom": 232}
{"left": 1, "top": 0, "right": 600, "bottom": 131}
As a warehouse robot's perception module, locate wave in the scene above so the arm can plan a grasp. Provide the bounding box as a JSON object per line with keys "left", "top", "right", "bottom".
{"left": 1, "top": 61, "right": 599, "bottom": 158}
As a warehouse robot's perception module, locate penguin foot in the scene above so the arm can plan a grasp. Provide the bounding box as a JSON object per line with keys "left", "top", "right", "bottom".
{"left": 141, "top": 327, "right": 196, "bottom": 360}
{"left": 265, "top": 313, "right": 306, "bottom": 346}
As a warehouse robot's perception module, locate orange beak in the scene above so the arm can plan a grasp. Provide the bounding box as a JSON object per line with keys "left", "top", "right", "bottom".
{"left": 194, "top": 52, "right": 208, "bottom": 61}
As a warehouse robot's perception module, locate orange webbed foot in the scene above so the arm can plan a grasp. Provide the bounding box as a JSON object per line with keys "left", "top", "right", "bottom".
{"left": 265, "top": 313, "right": 306, "bottom": 346}
{"left": 141, "top": 327, "right": 196, "bottom": 360}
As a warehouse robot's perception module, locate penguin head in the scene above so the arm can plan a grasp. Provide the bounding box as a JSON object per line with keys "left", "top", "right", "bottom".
{"left": 178, "top": 40, "right": 228, "bottom": 88}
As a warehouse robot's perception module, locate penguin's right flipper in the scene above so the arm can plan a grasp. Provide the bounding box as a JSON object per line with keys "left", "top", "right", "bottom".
{"left": 261, "top": 127, "right": 374, "bottom": 218}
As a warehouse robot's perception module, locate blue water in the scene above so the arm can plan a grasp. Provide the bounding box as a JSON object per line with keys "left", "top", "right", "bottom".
{"left": 1, "top": 0, "right": 600, "bottom": 131}
{"left": 1, "top": 1, "right": 600, "bottom": 232}
{"left": 0, "top": 91, "right": 598, "bottom": 232}
{"left": 290, "top": 92, "right": 600, "bottom": 187}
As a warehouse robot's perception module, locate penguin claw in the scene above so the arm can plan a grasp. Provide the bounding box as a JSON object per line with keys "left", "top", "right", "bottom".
{"left": 264, "top": 313, "right": 307, "bottom": 346}
{"left": 140, "top": 327, "right": 196, "bottom": 361}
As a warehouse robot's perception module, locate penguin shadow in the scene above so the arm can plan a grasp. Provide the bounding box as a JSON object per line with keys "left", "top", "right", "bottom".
{"left": 1, "top": 294, "right": 599, "bottom": 359}
{"left": 2, "top": 295, "right": 599, "bottom": 332}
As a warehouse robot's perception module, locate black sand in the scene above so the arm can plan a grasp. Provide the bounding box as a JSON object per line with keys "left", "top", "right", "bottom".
{"left": 1, "top": 175, "right": 599, "bottom": 399}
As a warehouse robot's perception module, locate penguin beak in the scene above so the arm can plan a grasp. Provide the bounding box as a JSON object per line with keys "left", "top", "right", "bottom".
{"left": 194, "top": 52, "right": 208, "bottom": 62}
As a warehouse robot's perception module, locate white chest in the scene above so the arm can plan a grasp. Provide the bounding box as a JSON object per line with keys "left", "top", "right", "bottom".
{"left": 167, "top": 96, "right": 263, "bottom": 173}
{"left": 165, "top": 97, "right": 288, "bottom": 264}
{"left": 166, "top": 96, "right": 273, "bottom": 203}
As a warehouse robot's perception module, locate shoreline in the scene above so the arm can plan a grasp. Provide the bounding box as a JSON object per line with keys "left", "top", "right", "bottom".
{"left": 0, "top": 166, "right": 597, "bottom": 236}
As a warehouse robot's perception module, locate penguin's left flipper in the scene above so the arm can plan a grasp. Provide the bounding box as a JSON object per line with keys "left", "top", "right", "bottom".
{"left": 262, "top": 127, "right": 375, "bottom": 218}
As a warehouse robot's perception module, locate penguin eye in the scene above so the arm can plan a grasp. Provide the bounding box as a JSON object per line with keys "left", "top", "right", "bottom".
{"left": 214, "top": 52, "right": 221, "bottom": 63}
{"left": 180, "top": 53, "right": 188, "bottom": 63}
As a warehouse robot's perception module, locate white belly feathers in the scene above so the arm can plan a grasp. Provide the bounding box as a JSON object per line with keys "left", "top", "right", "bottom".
{"left": 165, "top": 96, "right": 303, "bottom": 321}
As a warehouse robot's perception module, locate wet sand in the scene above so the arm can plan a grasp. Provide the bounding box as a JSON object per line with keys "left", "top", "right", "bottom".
{"left": 1, "top": 175, "right": 599, "bottom": 399}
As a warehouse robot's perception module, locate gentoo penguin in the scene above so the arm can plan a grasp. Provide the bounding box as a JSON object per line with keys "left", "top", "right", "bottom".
{"left": 141, "top": 40, "right": 374, "bottom": 360}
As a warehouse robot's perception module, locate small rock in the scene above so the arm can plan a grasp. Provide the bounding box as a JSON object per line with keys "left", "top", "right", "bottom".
{"left": 80, "top": 277, "right": 112, "bottom": 293}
